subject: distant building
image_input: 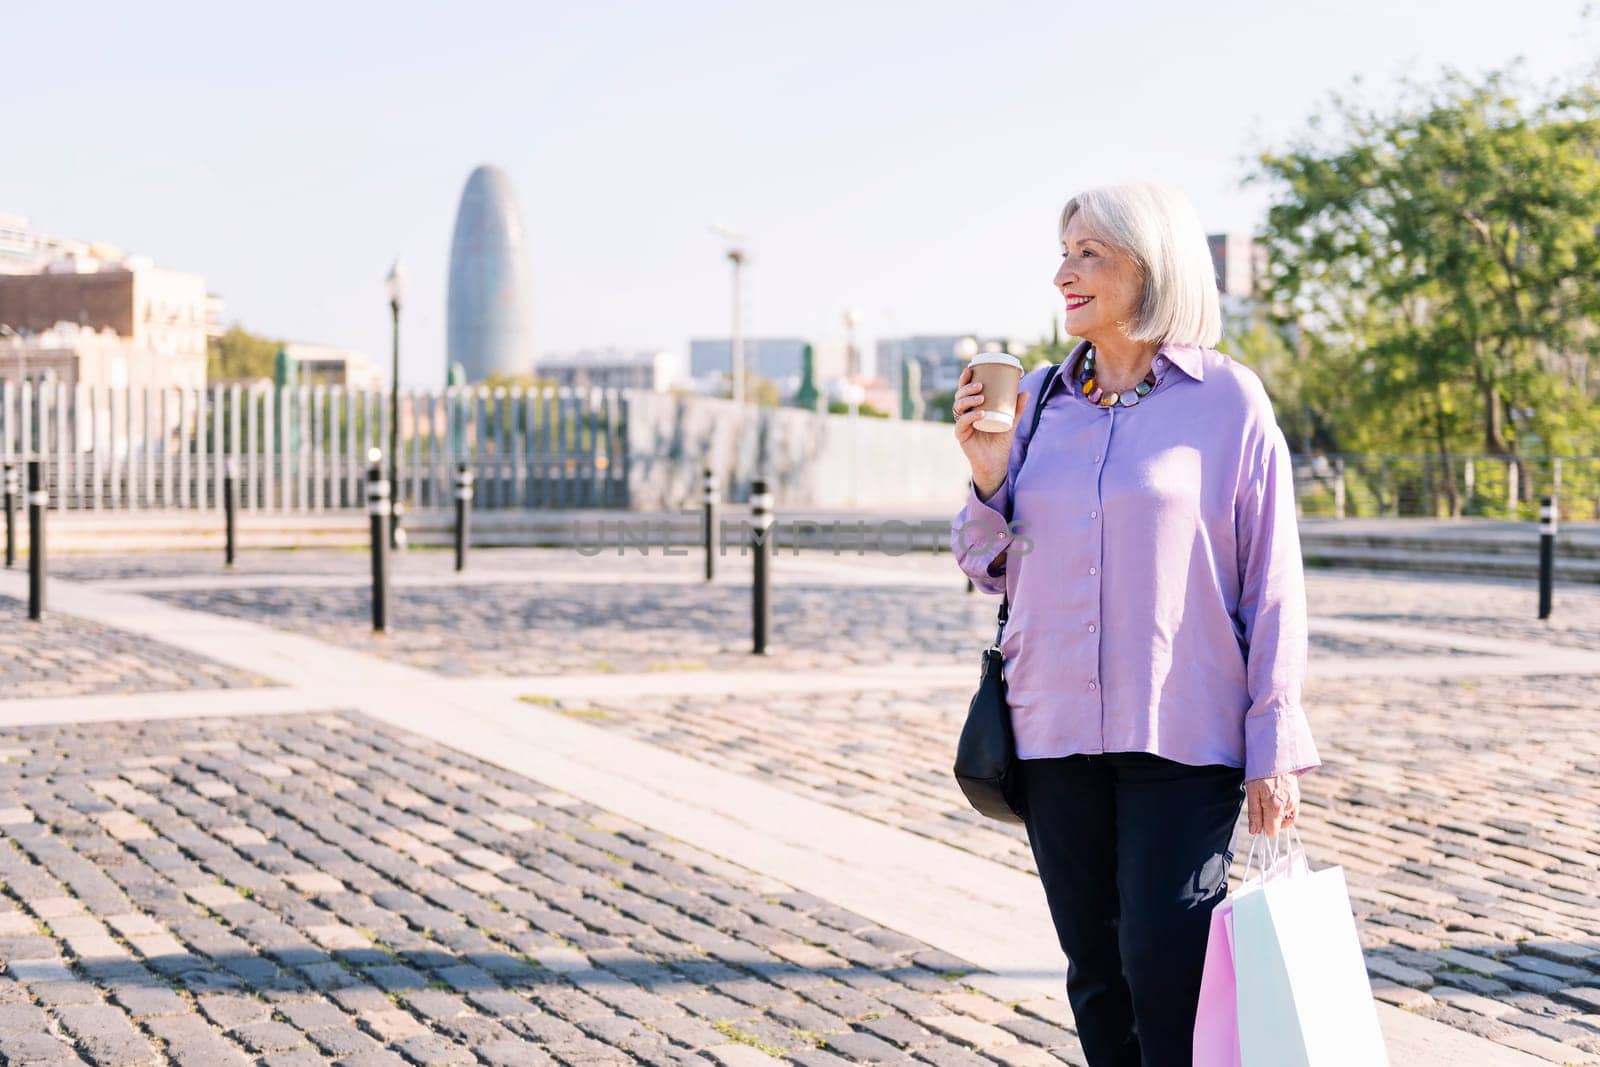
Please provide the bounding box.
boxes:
[882,335,1014,395]
[0,254,208,389]
[204,294,228,340]
[690,337,812,382]
[1207,232,1267,299]
[447,165,534,383]
[537,348,688,393]
[0,213,98,275]
[280,342,384,390]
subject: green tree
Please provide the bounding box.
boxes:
[1250,64,1600,512]
[1021,319,1079,370]
[207,324,280,382]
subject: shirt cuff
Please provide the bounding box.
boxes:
[1243,705,1321,781]
[950,481,1012,591]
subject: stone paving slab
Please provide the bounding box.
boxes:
[0,596,273,700]
[0,712,1090,1066]
[539,673,1600,1061]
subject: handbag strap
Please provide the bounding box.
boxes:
[993,361,1062,646]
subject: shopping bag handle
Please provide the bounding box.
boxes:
[1242,826,1308,886]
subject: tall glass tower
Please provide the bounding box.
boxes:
[446,164,533,383]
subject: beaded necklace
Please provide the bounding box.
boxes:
[1075,345,1159,408]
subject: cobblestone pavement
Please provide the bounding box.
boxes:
[0,712,1089,1066]
[140,580,1478,680]
[546,673,1600,1062]
[47,548,782,584]
[0,596,272,700]
[48,551,380,583]
[15,554,1600,1061]
[1304,570,1600,653]
[144,582,1007,676]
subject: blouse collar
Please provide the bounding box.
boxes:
[1053,338,1206,399]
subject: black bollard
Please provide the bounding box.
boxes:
[751,478,772,654]
[27,460,45,620]
[367,451,390,633]
[703,466,718,582]
[223,458,238,568]
[3,462,16,569]
[454,461,474,573]
[1538,494,1556,621]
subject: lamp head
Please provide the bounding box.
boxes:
[385,259,406,310]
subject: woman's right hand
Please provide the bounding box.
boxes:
[953,365,1029,499]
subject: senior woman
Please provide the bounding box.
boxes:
[949,182,1320,1067]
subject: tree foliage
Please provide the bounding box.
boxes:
[1249,65,1600,484]
[207,324,280,383]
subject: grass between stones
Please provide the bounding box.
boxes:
[712,1019,786,1056]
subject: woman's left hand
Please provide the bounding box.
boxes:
[1245,773,1299,836]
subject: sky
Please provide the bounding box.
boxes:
[5,1,1596,387]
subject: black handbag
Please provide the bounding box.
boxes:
[953,361,1061,823]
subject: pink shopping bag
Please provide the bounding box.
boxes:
[1193,896,1241,1067]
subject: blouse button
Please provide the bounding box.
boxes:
[1087,681,1098,692]
[1089,510,1097,519]
[1087,624,1097,634]
[1088,566,1097,576]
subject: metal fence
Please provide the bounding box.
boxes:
[3,379,1595,521]
[1293,454,1600,521]
[0,381,629,511]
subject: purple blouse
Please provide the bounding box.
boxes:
[950,339,1320,781]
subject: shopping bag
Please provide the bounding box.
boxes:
[1232,835,1388,1066]
[1192,896,1240,1067]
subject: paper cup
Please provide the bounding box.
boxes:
[970,353,1024,432]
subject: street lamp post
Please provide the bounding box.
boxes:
[845,381,866,507]
[843,308,863,417]
[710,225,747,405]
[385,260,405,549]
[729,247,746,405]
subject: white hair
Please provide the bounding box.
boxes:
[1059,182,1222,348]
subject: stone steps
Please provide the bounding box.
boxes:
[1300,542,1600,583]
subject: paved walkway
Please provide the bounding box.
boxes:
[4,549,1595,1065]
[1,712,1072,1067]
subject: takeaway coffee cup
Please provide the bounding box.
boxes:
[969,352,1025,432]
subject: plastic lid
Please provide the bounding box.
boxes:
[968,352,1023,371]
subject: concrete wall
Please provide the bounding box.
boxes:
[622,390,972,511]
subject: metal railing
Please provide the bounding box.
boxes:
[0,380,629,512]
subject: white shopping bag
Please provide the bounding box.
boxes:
[1231,832,1388,1067]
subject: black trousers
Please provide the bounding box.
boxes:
[1018,752,1244,1067]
